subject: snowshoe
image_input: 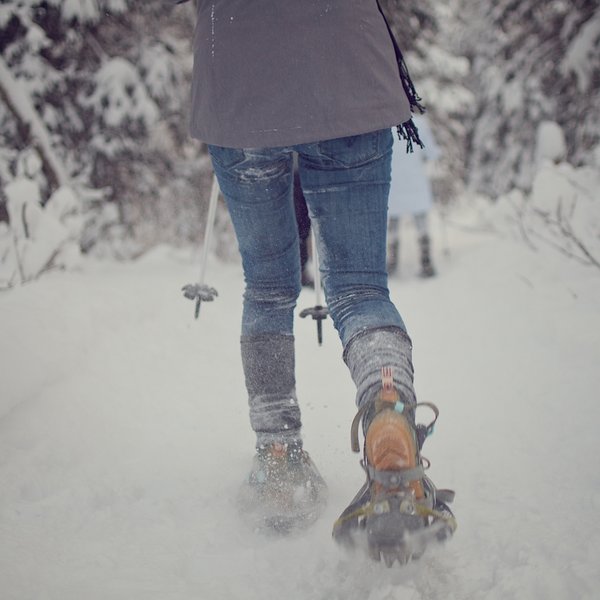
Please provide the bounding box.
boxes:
[238,441,327,534]
[332,367,456,566]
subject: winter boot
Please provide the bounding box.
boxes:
[238,335,327,532]
[332,368,456,565]
[333,363,456,566]
[419,234,436,278]
[239,441,327,533]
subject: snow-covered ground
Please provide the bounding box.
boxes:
[1,203,599,600]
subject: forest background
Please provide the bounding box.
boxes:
[1,0,599,286]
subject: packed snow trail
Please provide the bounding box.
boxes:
[1,212,599,600]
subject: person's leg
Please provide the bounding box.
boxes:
[413,211,428,238]
[414,211,435,277]
[296,129,416,413]
[208,145,303,448]
[297,131,454,558]
[209,146,327,529]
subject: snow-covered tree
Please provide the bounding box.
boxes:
[381,0,473,204]
[0,0,211,274]
[461,0,600,197]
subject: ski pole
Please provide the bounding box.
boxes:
[182,174,220,318]
[300,229,329,345]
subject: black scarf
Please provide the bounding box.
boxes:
[376,0,425,152]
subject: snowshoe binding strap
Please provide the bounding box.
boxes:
[366,464,425,488]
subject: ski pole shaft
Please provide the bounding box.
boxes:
[311,229,323,305]
[198,175,220,286]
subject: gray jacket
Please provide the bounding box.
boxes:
[188,0,412,148]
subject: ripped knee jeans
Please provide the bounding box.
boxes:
[208,128,405,347]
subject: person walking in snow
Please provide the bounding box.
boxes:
[388,115,440,278]
[179,0,455,564]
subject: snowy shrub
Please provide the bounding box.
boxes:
[1,177,83,286]
[42,0,128,23]
[526,162,600,268]
[83,57,161,158]
[501,160,600,270]
[0,218,18,288]
[560,10,600,93]
[140,41,185,110]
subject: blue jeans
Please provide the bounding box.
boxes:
[208,128,406,348]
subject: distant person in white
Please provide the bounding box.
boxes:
[388,115,439,278]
